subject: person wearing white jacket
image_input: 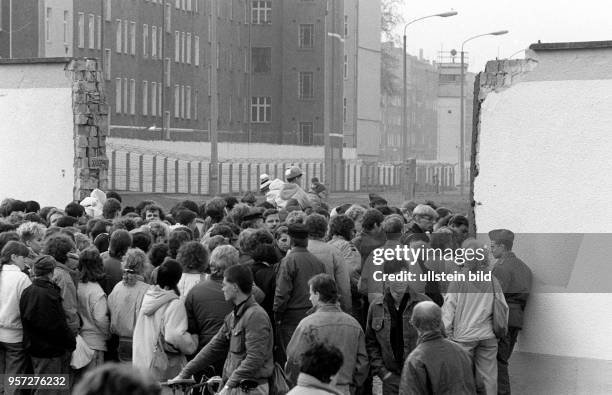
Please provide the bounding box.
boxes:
[0,241,32,395]
[442,239,507,395]
[133,259,197,382]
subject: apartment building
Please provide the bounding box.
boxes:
[0,0,346,146]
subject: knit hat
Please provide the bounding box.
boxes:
[33,255,56,276]
[285,167,303,181]
[260,174,271,191]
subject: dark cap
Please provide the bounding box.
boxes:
[488,229,514,245]
[33,255,56,276]
[288,223,309,240]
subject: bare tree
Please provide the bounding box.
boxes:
[381,0,404,96]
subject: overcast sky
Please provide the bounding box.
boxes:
[398,0,612,72]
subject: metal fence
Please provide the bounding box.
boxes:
[108,148,455,195]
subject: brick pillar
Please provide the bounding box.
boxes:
[69,59,109,201]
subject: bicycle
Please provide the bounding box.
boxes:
[162,376,260,395]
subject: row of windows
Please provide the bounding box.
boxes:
[174,31,200,65]
[115,77,199,121]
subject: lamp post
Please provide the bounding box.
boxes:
[401,11,457,199]
[459,30,508,196]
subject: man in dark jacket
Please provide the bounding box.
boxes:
[402,204,438,242]
[273,223,327,357]
[173,265,274,394]
[19,255,77,385]
[400,301,475,395]
[490,229,532,395]
[366,262,431,395]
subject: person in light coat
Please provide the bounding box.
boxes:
[0,241,32,395]
[108,248,151,363]
[442,239,507,395]
[76,248,110,373]
[133,259,197,382]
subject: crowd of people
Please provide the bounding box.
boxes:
[0,166,532,395]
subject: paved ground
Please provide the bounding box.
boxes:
[120,189,470,214]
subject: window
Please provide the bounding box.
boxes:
[299,122,314,145]
[181,32,186,63]
[208,68,211,95]
[115,78,122,113]
[343,97,347,122]
[88,14,95,49]
[194,36,200,66]
[299,24,313,48]
[123,78,128,113]
[228,95,232,122]
[175,31,180,62]
[115,19,122,53]
[344,54,348,79]
[251,97,271,123]
[130,22,136,55]
[123,20,128,54]
[244,49,248,72]
[195,0,199,13]
[174,85,180,117]
[186,86,191,119]
[186,33,191,64]
[175,0,180,9]
[187,0,192,12]
[143,81,148,115]
[63,11,69,44]
[251,1,271,24]
[216,42,220,69]
[151,82,157,116]
[152,26,157,58]
[105,0,111,21]
[181,0,186,11]
[244,1,248,24]
[158,26,163,59]
[252,47,271,73]
[130,79,136,115]
[165,58,171,86]
[181,85,185,118]
[143,24,149,57]
[104,49,111,80]
[78,13,85,48]
[208,16,212,42]
[194,90,198,120]
[165,3,171,32]
[158,81,163,115]
[344,15,348,37]
[299,72,313,99]
[46,8,52,42]
[97,16,101,49]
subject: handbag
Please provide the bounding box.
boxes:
[268,362,291,395]
[491,277,509,338]
[71,334,95,369]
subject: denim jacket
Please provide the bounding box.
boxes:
[365,289,430,377]
[286,303,368,390]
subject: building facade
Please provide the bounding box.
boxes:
[380,43,438,162]
[0,0,346,147]
[436,51,475,181]
[343,0,381,160]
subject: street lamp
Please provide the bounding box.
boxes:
[401,11,457,199]
[459,30,508,196]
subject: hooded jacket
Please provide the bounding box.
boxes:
[52,262,79,336]
[266,178,285,207]
[278,182,312,210]
[133,286,197,381]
